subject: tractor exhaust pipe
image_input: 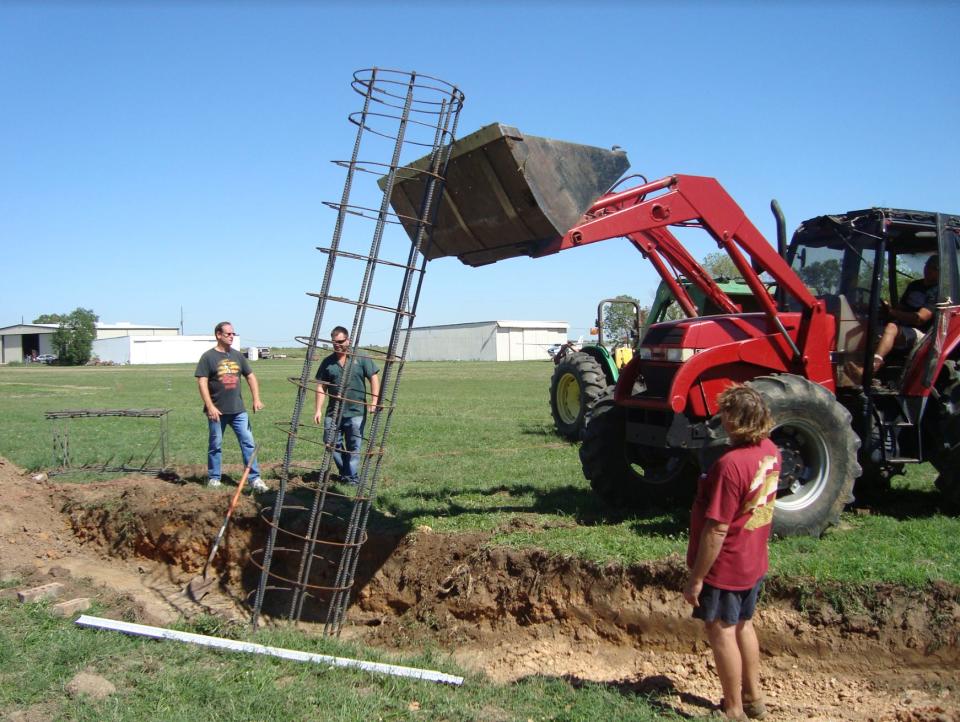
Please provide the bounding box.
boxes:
[771,199,788,309]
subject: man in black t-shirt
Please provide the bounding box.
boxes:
[195,321,267,492]
[873,254,939,370]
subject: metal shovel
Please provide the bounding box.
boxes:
[186,443,260,602]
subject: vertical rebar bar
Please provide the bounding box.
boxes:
[251,68,463,633]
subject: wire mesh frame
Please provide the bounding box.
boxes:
[251,68,464,633]
[45,408,171,476]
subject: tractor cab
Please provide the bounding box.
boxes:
[788,209,960,393]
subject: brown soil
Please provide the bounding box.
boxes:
[0,456,957,722]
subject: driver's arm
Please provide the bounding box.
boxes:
[888,306,933,328]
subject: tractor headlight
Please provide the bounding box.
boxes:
[665,347,695,362]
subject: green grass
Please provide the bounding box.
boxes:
[1,359,958,719]
[1,359,958,590]
[0,599,682,722]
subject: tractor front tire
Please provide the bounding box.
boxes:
[747,375,861,537]
[550,353,608,441]
[580,391,697,507]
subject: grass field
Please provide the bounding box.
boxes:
[2,358,957,587]
[1,359,958,720]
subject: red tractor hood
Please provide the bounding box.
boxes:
[617,312,834,417]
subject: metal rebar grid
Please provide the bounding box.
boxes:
[251,68,463,633]
[44,408,171,476]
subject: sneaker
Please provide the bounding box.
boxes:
[207,478,222,488]
[342,477,359,487]
[249,478,269,494]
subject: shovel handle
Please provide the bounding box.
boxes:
[201,442,260,577]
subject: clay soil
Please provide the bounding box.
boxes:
[1,456,958,722]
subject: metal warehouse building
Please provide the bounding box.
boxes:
[401,320,568,361]
[0,322,220,365]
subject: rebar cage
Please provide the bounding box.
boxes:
[251,68,464,634]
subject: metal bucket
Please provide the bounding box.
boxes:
[386,123,629,267]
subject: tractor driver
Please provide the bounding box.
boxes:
[872,254,939,371]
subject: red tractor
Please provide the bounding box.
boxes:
[389,124,960,537]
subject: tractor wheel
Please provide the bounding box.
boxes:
[931,360,960,511]
[580,390,697,507]
[550,353,609,441]
[747,375,861,537]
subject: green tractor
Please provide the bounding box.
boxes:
[550,278,764,440]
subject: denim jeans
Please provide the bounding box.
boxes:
[323,414,364,482]
[207,411,260,481]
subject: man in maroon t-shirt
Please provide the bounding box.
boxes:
[684,384,781,721]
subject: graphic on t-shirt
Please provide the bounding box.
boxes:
[216,360,241,390]
[742,454,779,530]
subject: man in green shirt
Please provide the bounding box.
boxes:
[313,326,380,485]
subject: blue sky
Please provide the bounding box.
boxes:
[2,1,957,348]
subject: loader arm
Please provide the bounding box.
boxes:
[536,174,830,376]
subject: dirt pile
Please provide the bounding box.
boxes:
[0,457,958,721]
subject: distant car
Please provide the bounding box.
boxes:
[257,346,272,359]
[547,344,563,358]
[34,354,57,364]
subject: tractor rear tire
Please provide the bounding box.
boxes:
[580,390,697,507]
[550,353,608,441]
[931,360,960,511]
[747,375,861,537]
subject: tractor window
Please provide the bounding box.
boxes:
[892,253,935,304]
[792,245,843,296]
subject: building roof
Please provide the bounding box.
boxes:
[0,322,178,335]
[410,320,568,332]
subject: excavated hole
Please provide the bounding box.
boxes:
[3,465,959,722]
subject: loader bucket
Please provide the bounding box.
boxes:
[385,123,629,267]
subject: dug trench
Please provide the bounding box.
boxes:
[1,458,957,722]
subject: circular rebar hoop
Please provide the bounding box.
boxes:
[251,67,463,634]
[351,68,465,114]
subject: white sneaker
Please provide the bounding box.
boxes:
[249,478,269,494]
[207,478,222,488]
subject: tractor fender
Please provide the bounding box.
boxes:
[902,310,960,396]
[579,344,619,386]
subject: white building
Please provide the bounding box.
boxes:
[0,322,224,365]
[92,334,224,365]
[401,320,567,361]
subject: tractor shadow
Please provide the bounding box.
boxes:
[850,483,949,521]
[381,480,690,531]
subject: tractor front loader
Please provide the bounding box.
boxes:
[388,124,960,537]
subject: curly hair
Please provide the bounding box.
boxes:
[717,384,773,445]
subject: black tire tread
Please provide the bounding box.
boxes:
[748,374,861,537]
[550,352,609,441]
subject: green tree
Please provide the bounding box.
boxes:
[799,259,841,295]
[601,295,643,344]
[32,313,64,324]
[701,251,740,279]
[52,308,99,365]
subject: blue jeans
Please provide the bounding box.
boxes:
[207,412,260,481]
[323,414,364,482]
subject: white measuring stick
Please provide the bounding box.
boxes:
[75,615,464,686]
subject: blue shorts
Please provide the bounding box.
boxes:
[693,577,764,625]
